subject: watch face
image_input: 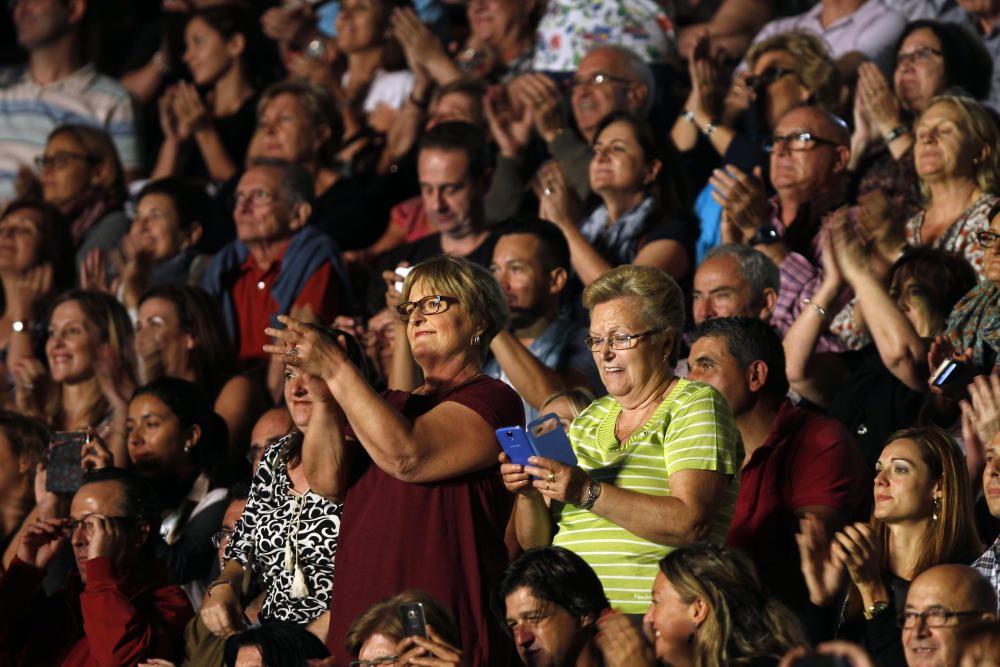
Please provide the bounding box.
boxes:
[11,320,24,333]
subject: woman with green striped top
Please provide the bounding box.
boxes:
[500,264,743,614]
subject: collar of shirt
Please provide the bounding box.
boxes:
[239,240,291,281]
[21,62,99,95]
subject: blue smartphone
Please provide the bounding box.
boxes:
[495,413,578,469]
[496,426,535,467]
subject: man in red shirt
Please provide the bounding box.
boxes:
[202,158,347,368]
[688,316,868,624]
[0,468,193,666]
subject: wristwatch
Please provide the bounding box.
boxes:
[11,320,28,334]
[577,480,602,511]
[864,600,889,620]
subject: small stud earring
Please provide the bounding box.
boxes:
[471,334,481,346]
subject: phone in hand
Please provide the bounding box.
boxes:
[496,413,578,471]
[399,602,428,639]
[930,358,965,388]
[46,431,90,494]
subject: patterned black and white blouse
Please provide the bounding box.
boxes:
[225,433,341,624]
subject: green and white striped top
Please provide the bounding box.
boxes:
[551,378,742,613]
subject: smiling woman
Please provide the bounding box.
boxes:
[502,264,741,614]
[265,255,521,666]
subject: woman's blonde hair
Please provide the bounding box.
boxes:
[47,125,127,207]
[872,426,982,579]
[915,94,1000,202]
[402,255,509,360]
[582,265,684,365]
[745,30,842,114]
[659,543,807,667]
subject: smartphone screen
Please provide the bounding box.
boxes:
[46,431,89,494]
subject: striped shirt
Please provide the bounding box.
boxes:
[552,378,742,612]
[0,64,140,201]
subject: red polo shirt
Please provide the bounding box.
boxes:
[231,245,338,362]
[727,399,868,609]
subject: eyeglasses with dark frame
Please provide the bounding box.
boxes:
[34,151,97,171]
[896,46,943,68]
[976,230,1000,248]
[898,608,985,629]
[568,71,633,91]
[585,328,665,352]
[763,132,841,153]
[744,67,796,90]
[395,295,460,322]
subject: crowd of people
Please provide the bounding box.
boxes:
[2,0,1000,666]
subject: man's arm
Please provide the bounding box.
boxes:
[490,330,575,410]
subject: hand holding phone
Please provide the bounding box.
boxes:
[399,602,428,639]
[46,431,90,494]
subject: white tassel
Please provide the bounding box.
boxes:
[291,563,309,599]
[284,538,294,572]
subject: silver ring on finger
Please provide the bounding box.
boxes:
[544,187,553,196]
[546,472,556,482]
[286,347,299,357]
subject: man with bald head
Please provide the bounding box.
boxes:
[710,104,852,347]
[692,244,780,326]
[903,564,997,667]
[248,407,294,474]
[487,44,655,222]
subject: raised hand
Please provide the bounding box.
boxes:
[5,262,53,320]
[856,62,903,137]
[158,87,179,142]
[171,81,210,140]
[829,206,870,283]
[484,84,534,158]
[830,522,882,590]
[509,73,567,144]
[523,455,593,507]
[264,316,351,384]
[710,165,769,240]
[86,514,135,560]
[201,581,244,638]
[499,452,542,498]
[11,356,48,415]
[795,513,846,606]
[596,609,657,667]
[79,248,111,294]
[960,374,1000,446]
[395,624,464,666]
[17,518,70,570]
[687,30,724,120]
[536,160,582,228]
[81,434,114,472]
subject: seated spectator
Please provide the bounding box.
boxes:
[902,564,997,667]
[904,94,1000,279]
[201,158,349,370]
[644,543,807,667]
[223,621,330,667]
[0,468,193,666]
[0,0,139,201]
[939,202,1000,377]
[36,125,130,268]
[201,327,359,640]
[972,432,1000,613]
[493,546,610,667]
[940,0,1000,110]
[12,289,134,463]
[538,387,596,432]
[687,316,868,618]
[345,590,463,667]
[487,219,601,421]
[247,407,294,475]
[746,0,906,75]
[691,244,780,325]
[152,5,278,185]
[785,221,977,466]
[83,377,229,605]
[367,122,500,315]
[539,111,695,285]
[849,21,993,227]
[176,482,252,667]
[0,411,48,565]
[135,285,270,464]
[119,179,214,311]
[710,105,851,347]
[270,256,522,666]
[334,0,415,136]
[502,265,741,615]
[798,427,983,666]
[0,200,74,394]
[486,44,656,222]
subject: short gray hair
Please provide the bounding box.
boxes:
[590,45,656,117]
[704,244,780,304]
[248,157,314,206]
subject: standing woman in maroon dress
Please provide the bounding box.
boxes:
[266,255,523,667]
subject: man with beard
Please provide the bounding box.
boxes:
[487,219,602,422]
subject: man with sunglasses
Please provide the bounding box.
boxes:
[0,467,193,666]
[902,564,996,667]
[710,105,852,349]
[746,0,906,76]
[0,0,140,202]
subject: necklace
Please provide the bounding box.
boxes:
[614,377,677,443]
